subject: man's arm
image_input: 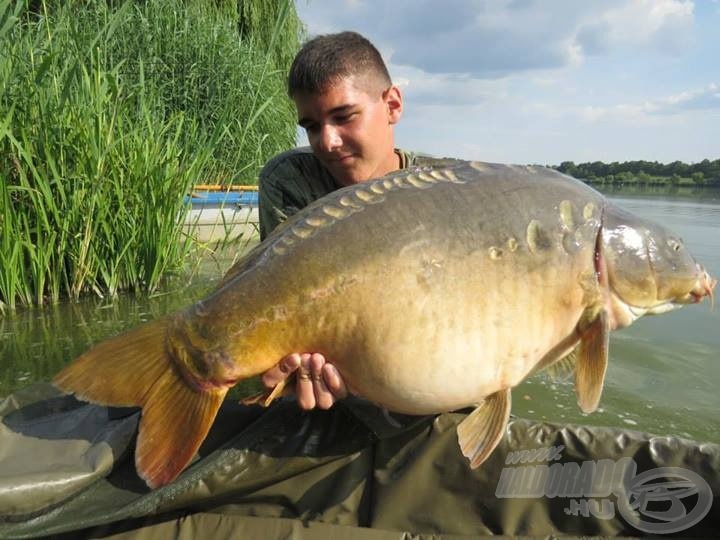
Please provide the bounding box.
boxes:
[258,147,335,240]
[257,152,348,408]
[258,170,289,241]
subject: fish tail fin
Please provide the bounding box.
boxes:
[54,317,174,407]
[136,369,226,488]
[53,317,226,488]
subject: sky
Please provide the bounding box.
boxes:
[293,0,720,166]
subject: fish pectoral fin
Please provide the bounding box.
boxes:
[575,309,610,414]
[239,374,293,407]
[136,370,226,489]
[457,388,511,468]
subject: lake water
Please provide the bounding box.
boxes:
[2,185,719,443]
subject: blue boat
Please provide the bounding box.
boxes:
[184,190,259,207]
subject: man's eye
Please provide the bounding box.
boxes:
[336,112,357,123]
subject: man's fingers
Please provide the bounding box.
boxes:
[261,353,301,388]
[310,353,334,410]
[296,353,316,410]
[322,363,348,400]
[261,352,347,410]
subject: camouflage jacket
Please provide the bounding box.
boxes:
[258,146,457,239]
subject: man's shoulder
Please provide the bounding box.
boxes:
[260,146,322,181]
[259,147,339,212]
[402,149,465,169]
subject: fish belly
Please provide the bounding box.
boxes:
[210,162,604,412]
[321,251,590,414]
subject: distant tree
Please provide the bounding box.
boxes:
[558,161,577,176]
[696,159,712,177]
[668,160,688,176]
[589,161,606,177]
[616,171,633,184]
[637,171,652,184]
[691,172,705,185]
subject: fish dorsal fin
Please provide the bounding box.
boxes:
[457,388,511,468]
[542,348,578,382]
[575,309,610,413]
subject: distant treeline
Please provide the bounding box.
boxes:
[553,160,720,186]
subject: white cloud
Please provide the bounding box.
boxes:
[295,0,696,78]
[575,0,694,55]
[658,83,720,112]
[574,83,720,122]
[392,65,506,106]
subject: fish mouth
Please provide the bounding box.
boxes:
[689,268,716,308]
[654,268,716,310]
[615,268,716,318]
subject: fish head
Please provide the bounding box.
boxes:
[601,206,715,323]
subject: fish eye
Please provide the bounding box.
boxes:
[667,239,682,252]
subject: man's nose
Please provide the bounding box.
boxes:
[317,125,342,152]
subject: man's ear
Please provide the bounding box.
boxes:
[383,85,403,124]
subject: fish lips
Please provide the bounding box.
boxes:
[643,268,716,312]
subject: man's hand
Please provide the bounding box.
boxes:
[261,353,348,410]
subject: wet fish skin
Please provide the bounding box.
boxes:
[601,204,715,321]
[54,161,715,488]
[178,163,603,403]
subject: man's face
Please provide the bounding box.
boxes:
[294,76,403,187]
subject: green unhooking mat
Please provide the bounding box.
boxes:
[0,383,717,538]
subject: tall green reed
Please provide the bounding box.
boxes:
[0,0,300,311]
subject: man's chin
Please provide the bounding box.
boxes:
[328,165,368,187]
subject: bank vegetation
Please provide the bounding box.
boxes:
[0,0,301,311]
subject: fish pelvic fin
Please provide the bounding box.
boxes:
[53,316,227,488]
[541,348,578,382]
[457,388,511,468]
[575,309,610,413]
[239,372,294,407]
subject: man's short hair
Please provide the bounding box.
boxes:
[288,31,392,97]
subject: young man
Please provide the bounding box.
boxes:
[258,31,450,411]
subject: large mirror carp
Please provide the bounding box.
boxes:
[55,161,716,488]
